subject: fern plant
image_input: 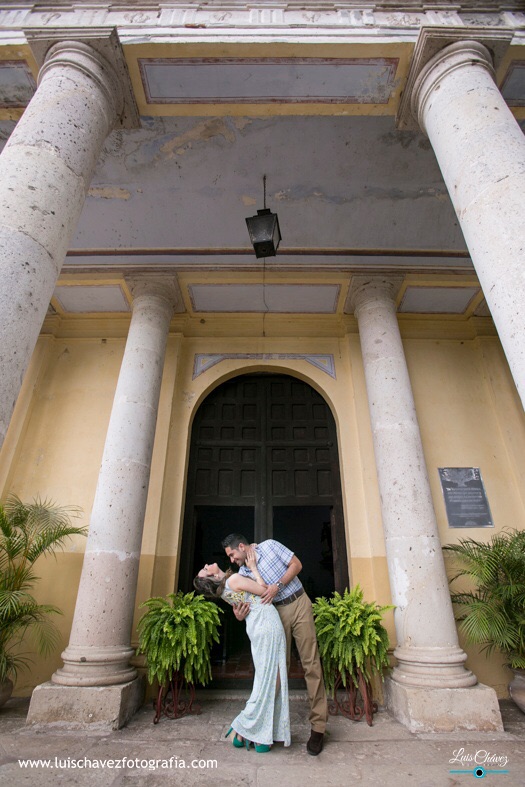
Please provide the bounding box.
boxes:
[0,495,86,685]
[443,529,525,669]
[313,585,392,696]
[136,591,223,688]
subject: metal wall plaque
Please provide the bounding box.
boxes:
[438,468,494,529]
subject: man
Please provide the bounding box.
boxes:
[221,533,327,756]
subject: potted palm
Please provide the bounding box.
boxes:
[136,590,222,723]
[443,528,525,713]
[313,585,393,725]
[0,495,86,706]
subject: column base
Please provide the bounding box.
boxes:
[392,645,477,688]
[26,676,145,730]
[384,676,503,733]
[52,644,137,686]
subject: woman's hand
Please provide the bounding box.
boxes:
[245,547,266,588]
[246,547,258,571]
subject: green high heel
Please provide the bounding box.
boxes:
[225,727,245,748]
[254,743,271,753]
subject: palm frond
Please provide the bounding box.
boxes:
[443,528,525,669]
[0,494,85,682]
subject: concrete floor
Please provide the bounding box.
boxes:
[0,692,524,786]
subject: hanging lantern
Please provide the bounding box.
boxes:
[245,175,282,258]
[245,208,282,258]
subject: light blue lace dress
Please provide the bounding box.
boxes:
[222,580,291,747]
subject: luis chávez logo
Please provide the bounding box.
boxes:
[449,748,510,779]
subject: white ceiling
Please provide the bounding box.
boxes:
[54,285,130,313]
[188,283,341,312]
[64,115,467,258]
[50,280,486,316]
[398,286,479,314]
[37,111,500,316]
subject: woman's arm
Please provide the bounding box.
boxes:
[245,547,266,587]
[228,572,267,596]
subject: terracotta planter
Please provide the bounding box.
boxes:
[509,668,525,714]
[0,678,13,708]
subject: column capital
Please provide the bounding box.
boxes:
[345,275,403,316]
[25,27,139,129]
[125,275,186,314]
[396,26,513,132]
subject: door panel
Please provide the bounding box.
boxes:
[273,505,335,600]
[192,506,255,667]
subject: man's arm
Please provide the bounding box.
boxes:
[261,554,302,604]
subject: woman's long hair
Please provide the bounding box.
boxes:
[193,568,232,599]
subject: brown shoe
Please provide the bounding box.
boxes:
[306,730,324,756]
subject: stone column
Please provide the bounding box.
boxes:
[348,277,502,732]
[27,278,178,728]
[409,39,525,409]
[0,40,123,450]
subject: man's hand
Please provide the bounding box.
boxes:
[261,584,279,604]
[232,602,250,621]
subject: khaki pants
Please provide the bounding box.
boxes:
[276,592,328,733]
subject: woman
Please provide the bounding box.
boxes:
[193,548,290,752]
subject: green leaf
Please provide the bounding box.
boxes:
[443,529,525,666]
[0,495,86,682]
[136,590,223,688]
[312,585,393,695]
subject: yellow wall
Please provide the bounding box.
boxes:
[404,332,525,695]
[1,318,524,697]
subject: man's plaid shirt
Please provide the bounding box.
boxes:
[239,539,303,602]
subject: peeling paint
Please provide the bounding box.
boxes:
[233,118,253,131]
[160,118,236,158]
[274,185,352,204]
[88,186,131,200]
[379,130,432,152]
[242,195,257,206]
[275,183,445,205]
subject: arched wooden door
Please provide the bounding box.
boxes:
[179,373,349,681]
